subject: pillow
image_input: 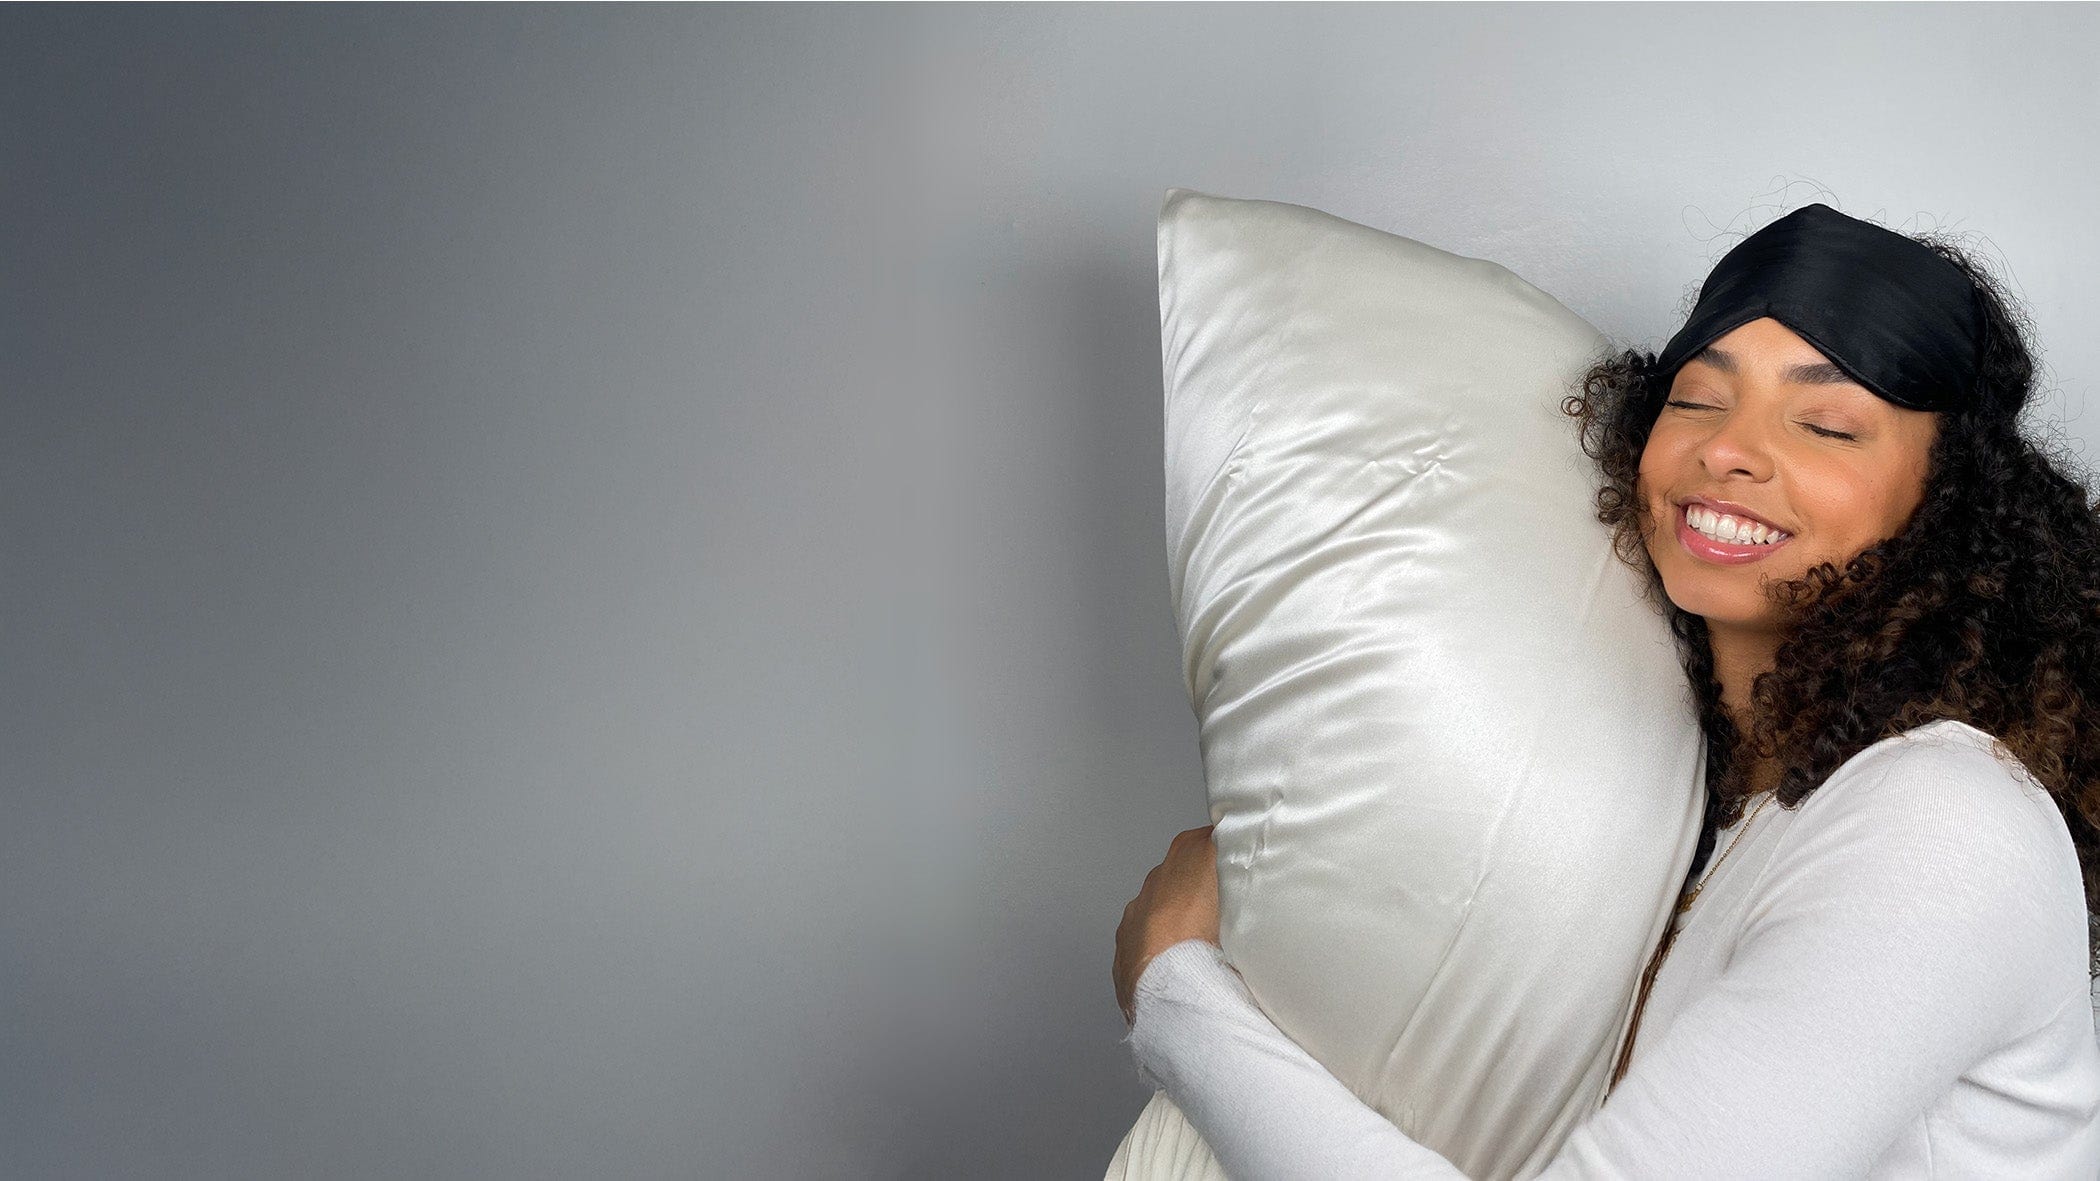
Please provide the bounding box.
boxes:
[1108,190,1705,1181]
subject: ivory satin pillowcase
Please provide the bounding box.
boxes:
[1107,191,1705,1181]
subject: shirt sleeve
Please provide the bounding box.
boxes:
[1125,937,1471,1179]
[1123,738,2082,1180]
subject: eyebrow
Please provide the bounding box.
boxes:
[1691,344,1860,387]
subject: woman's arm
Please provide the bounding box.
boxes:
[1122,740,2087,1179]
[1126,937,1470,1179]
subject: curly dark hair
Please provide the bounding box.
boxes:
[1569,224,2100,1084]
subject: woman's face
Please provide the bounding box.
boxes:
[1637,316,1940,635]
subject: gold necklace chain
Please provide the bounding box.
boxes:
[1676,791,1775,915]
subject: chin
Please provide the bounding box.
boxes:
[1657,571,1784,631]
[1642,524,1793,630]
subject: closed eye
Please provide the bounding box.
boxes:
[1667,400,1857,441]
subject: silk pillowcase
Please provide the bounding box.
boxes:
[1107,191,1705,1181]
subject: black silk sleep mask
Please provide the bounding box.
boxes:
[1652,202,1989,415]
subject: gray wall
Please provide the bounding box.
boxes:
[6,5,2096,1177]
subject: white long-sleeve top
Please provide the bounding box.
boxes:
[1124,719,2100,1179]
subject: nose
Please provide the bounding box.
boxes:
[1697,406,1776,482]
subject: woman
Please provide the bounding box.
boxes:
[1112,203,2100,1178]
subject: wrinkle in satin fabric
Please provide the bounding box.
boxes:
[1111,191,1705,1181]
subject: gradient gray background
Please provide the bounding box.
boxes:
[6,5,2098,1178]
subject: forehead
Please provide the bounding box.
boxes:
[1683,318,1872,394]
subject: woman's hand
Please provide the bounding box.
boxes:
[1114,824,1221,1026]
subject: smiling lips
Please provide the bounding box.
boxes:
[1674,502,1795,565]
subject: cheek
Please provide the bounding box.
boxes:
[1636,429,1683,491]
[1791,474,1896,554]
[1637,431,1696,510]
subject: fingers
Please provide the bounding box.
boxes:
[1168,825,1216,862]
[1172,823,1215,848]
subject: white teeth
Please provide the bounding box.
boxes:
[1687,504,1788,546]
